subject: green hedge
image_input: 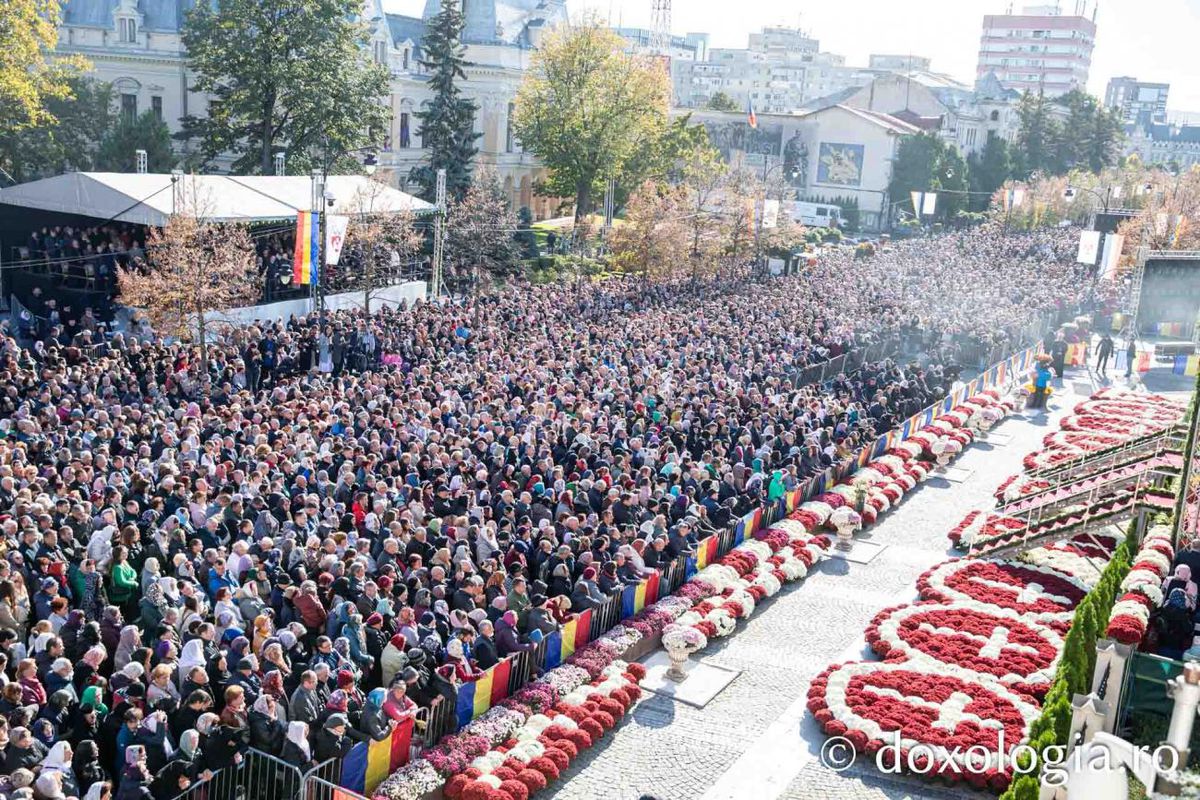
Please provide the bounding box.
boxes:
[1000,522,1138,800]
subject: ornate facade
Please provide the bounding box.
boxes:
[54,0,566,218]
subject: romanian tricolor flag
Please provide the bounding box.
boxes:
[340,717,413,795]
[695,535,719,571]
[542,611,593,671]
[292,211,319,286]
[620,573,661,619]
[454,659,513,728]
[747,99,758,129]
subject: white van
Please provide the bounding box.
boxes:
[791,201,844,227]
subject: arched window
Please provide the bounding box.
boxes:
[118,18,137,42]
[990,110,1000,122]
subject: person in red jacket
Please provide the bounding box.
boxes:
[291,582,327,638]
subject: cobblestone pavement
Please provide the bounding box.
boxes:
[545,374,1089,800]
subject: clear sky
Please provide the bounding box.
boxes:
[382,0,1200,113]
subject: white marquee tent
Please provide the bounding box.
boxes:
[0,172,434,227]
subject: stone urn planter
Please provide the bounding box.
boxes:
[661,625,708,683]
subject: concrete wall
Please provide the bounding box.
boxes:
[213,281,427,327]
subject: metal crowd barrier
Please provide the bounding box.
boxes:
[167,749,305,800]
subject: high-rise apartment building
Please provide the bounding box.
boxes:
[1105,76,1169,130]
[976,3,1096,97]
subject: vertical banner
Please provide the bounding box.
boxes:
[1076,230,1101,264]
[1100,233,1125,280]
[325,214,351,266]
[573,609,592,650]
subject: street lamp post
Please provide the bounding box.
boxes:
[310,139,380,322]
[753,159,799,276]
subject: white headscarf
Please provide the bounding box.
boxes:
[40,742,72,773]
[286,721,311,761]
[178,640,206,675]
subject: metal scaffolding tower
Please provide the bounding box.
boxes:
[650,0,671,55]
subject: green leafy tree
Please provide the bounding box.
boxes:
[967,136,1012,211]
[705,91,739,112]
[1014,89,1061,178]
[410,0,479,201]
[0,0,89,134]
[513,17,670,223]
[96,110,175,172]
[515,207,540,260]
[0,76,113,182]
[887,132,968,219]
[180,0,389,174]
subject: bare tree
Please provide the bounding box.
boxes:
[445,167,520,292]
[117,187,256,375]
[607,180,689,281]
[344,179,423,313]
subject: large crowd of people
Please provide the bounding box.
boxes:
[0,223,1100,800]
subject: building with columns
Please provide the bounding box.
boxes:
[54,0,567,218]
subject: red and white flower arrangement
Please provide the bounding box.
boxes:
[806,660,1041,792]
[916,559,1089,631]
[948,510,1027,550]
[1105,525,1174,645]
[865,601,1063,698]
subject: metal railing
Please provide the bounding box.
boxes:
[167,748,305,800]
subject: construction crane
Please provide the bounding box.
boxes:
[650,0,671,55]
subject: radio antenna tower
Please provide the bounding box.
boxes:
[650,0,671,55]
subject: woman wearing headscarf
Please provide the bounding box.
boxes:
[176,641,206,688]
[39,742,78,798]
[71,740,106,792]
[339,613,373,673]
[260,670,288,720]
[59,611,86,661]
[248,693,284,755]
[150,730,205,800]
[280,721,313,770]
[114,626,141,673]
[358,689,392,741]
[74,646,107,694]
[1163,564,1199,611]
[494,611,533,657]
[444,639,484,683]
[250,615,273,656]
[34,769,68,800]
[1155,587,1196,659]
[115,746,152,800]
[79,686,108,724]
[379,633,409,688]
[137,582,169,633]
[134,710,174,774]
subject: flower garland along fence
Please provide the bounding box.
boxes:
[1104,524,1174,645]
[373,387,1019,800]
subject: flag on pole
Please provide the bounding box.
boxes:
[292,211,319,285]
[747,100,758,130]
